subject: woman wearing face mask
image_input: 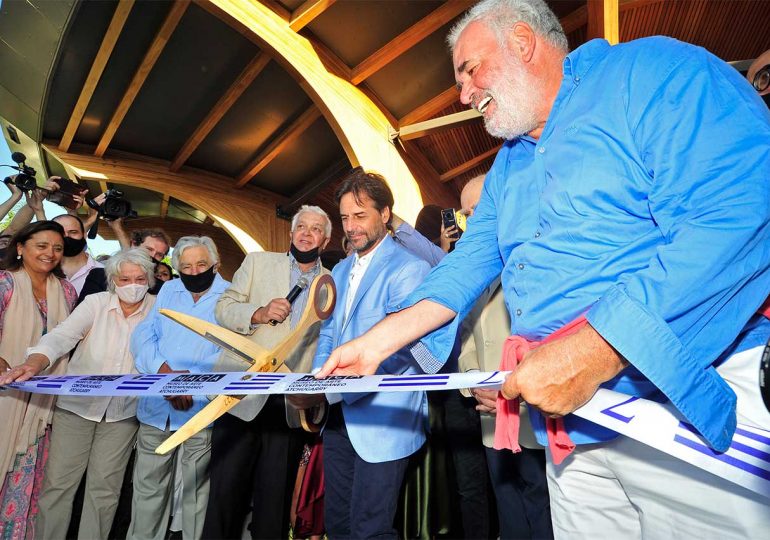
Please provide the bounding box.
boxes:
[0,248,156,540]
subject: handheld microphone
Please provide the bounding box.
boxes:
[268,277,309,326]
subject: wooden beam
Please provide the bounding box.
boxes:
[203,215,214,225]
[397,108,480,141]
[587,0,619,44]
[439,144,502,183]
[99,181,109,194]
[235,106,321,188]
[45,144,289,253]
[59,1,135,153]
[171,53,271,171]
[259,0,291,21]
[290,0,336,32]
[399,86,459,127]
[277,157,349,217]
[359,83,398,127]
[350,0,473,85]
[95,0,190,157]
[160,194,170,218]
[202,0,426,223]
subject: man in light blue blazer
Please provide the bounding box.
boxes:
[289,169,430,539]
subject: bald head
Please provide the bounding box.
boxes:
[461,175,485,217]
[748,49,770,96]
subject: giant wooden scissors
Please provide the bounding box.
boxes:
[154,273,335,455]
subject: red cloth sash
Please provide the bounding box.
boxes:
[494,316,589,464]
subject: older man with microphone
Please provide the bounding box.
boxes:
[201,205,332,540]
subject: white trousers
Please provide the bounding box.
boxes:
[547,345,770,539]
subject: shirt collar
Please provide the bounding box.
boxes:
[563,38,611,85]
[289,253,321,275]
[353,234,386,268]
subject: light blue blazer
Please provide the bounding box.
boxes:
[312,235,431,463]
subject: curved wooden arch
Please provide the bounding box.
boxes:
[45,145,290,253]
[201,0,426,224]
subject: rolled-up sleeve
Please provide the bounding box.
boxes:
[587,51,770,451]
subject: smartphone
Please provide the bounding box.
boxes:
[442,208,460,240]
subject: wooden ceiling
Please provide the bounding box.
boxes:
[3,0,770,256]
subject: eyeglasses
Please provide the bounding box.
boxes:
[753,64,770,92]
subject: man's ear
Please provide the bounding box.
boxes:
[506,22,537,63]
[381,206,391,226]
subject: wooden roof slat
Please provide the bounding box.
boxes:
[94,0,190,158]
[170,52,271,172]
[290,0,337,32]
[235,105,321,188]
[562,0,663,36]
[439,144,501,182]
[59,0,135,152]
[398,109,480,141]
[160,194,170,218]
[350,0,473,85]
[399,86,459,127]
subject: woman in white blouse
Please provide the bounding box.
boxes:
[1,247,156,539]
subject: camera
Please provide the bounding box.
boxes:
[87,189,138,220]
[3,152,38,191]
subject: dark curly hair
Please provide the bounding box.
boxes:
[334,167,394,227]
[0,220,66,278]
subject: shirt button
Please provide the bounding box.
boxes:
[484,340,491,347]
[534,231,541,238]
[538,147,545,154]
[516,309,522,316]
[517,263,525,270]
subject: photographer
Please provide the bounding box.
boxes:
[0,181,23,224]
[79,218,171,302]
[1,177,60,237]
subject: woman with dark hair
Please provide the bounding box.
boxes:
[0,221,78,539]
[154,260,174,282]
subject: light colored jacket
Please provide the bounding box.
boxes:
[312,235,431,463]
[214,251,328,422]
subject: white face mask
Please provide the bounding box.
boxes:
[115,283,149,304]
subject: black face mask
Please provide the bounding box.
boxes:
[148,280,164,296]
[63,236,87,257]
[179,265,216,293]
[290,243,319,264]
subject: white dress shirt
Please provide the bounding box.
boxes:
[66,253,103,295]
[27,291,155,422]
[343,236,386,322]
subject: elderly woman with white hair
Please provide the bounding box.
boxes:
[128,236,230,540]
[0,247,156,540]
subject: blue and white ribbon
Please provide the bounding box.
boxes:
[3,370,769,499]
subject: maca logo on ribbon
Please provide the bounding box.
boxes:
[171,374,226,383]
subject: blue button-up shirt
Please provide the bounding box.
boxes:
[131,273,231,430]
[403,37,770,452]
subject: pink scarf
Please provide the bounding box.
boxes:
[494,316,588,465]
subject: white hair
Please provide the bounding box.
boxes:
[171,236,219,271]
[447,0,568,54]
[104,247,156,293]
[291,205,332,238]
